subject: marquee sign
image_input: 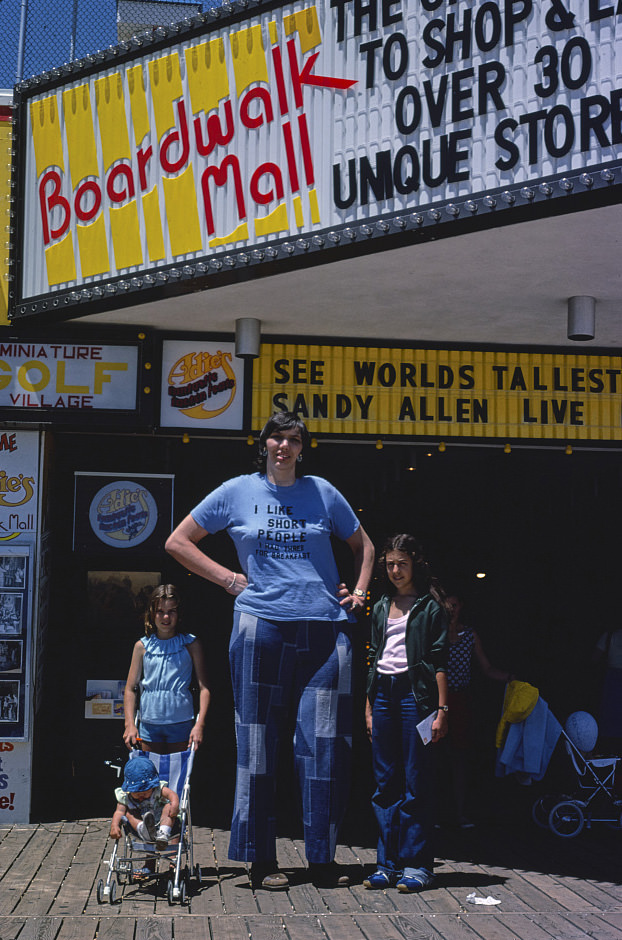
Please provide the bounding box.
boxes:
[9,0,622,322]
[253,342,622,443]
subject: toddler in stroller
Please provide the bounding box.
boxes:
[110,754,179,867]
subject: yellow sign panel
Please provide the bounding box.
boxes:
[0,112,11,327]
[253,345,622,442]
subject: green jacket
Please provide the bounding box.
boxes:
[367,592,448,718]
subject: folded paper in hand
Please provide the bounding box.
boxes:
[416,711,437,745]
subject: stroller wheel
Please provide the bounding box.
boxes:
[109,880,117,904]
[532,795,557,828]
[548,800,584,838]
[96,879,105,904]
[167,879,175,905]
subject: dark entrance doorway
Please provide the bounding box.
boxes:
[31,432,621,827]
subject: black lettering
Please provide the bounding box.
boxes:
[333,160,357,209]
[395,86,421,134]
[360,38,383,88]
[378,363,397,386]
[394,146,420,194]
[495,118,520,170]
[313,394,328,418]
[510,367,527,391]
[336,394,352,418]
[354,361,376,384]
[360,150,393,205]
[581,95,611,150]
[401,363,417,387]
[383,32,409,81]
[588,368,604,392]
[459,365,475,389]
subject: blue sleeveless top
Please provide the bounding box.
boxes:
[139,633,195,725]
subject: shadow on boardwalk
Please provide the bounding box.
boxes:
[0,810,621,940]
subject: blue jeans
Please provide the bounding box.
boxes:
[371,673,434,875]
[228,611,353,863]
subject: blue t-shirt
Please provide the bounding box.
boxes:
[191,473,360,621]
[139,633,195,724]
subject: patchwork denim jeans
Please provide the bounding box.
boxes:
[228,611,353,863]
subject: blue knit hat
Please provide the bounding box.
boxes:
[122,755,160,793]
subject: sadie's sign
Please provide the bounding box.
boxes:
[11,0,622,320]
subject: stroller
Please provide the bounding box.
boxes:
[98,746,200,904]
[531,710,622,838]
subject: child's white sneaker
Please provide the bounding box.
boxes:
[155,828,169,851]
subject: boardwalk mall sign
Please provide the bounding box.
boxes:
[11,0,622,321]
[253,343,622,443]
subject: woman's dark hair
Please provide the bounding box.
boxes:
[144,583,181,637]
[378,533,448,610]
[255,411,310,476]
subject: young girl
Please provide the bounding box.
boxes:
[364,533,449,893]
[123,584,210,753]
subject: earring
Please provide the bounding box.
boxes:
[297,454,303,463]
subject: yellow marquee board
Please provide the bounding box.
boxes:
[253,345,622,442]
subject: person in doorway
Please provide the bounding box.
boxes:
[165,411,375,890]
[123,584,211,754]
[110,754,180,865]
[441,592,512,828]
[364,533,448,893]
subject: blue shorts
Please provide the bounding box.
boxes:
[139,719,194,744]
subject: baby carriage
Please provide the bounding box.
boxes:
[531,710,622,838]
[98,746,200,904]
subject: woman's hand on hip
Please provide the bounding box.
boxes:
[337,582,366,613]
[226,572,248,596]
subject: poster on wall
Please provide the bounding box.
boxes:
[85,679,126,719]
[160,339,245,430]
[73,473,173,553]
[0,546,31,740]
[0,741,31,819]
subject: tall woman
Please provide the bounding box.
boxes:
[364,534,448,892]
[123,584,211,752]
[165,411,375,890]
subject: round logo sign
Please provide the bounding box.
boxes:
[89,480,158,548]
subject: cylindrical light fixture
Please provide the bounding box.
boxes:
[235,317,261,358]
[567,296,595,341]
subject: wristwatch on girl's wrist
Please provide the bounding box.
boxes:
[438,705,449,712]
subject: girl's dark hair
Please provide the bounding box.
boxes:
[145,584,181,637]
[255,411,310,476]
[378,533,448,610]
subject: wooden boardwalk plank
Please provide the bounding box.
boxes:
[0,828,64,915]
[173,914,212,939]
[9,916,60,940]
[353,912,425,940]
[54,916,99,939]
[321,912,370,940]
[135,915,173,940]
[564,913,622,940]
[285,913,332,940]
[211,827,259,915]
[0,916,27,940]
[50,823,111,916]
[96,916,136,940]
[12,826,87,917]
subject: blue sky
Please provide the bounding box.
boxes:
[0,0,213,89]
